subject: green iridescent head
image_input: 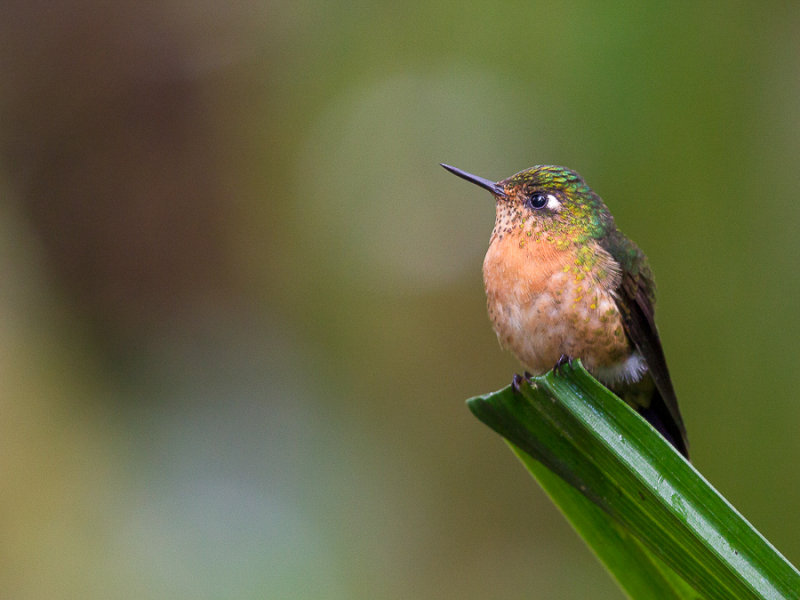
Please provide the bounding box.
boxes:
[501,165,592,197]
[441,163,614,241]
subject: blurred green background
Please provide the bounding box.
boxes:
[1,2,798,599]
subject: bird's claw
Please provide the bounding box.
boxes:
[511,373,524,394]
[553,354,574,376]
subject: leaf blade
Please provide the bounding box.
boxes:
[467,363,800,599]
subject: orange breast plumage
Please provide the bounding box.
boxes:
[482,231,637,380]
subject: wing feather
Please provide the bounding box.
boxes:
[601,229,689,456]
[618,266,689,455]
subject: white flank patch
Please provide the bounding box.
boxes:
[595,352,648,384]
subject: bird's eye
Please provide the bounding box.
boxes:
[528,192,548,210]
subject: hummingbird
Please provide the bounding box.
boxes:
[442,163,689,458]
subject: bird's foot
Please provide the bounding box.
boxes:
[512,371,537,394]
[511,373,524,394]
[553,354,574,376]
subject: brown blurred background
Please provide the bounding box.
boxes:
[1,2,799,598]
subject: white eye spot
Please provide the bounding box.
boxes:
[546,194,561,211]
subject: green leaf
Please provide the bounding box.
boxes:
[509,445,696,599]
[467,362,800,600]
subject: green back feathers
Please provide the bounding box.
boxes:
[601,228,655,304]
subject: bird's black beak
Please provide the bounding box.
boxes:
[440,164,507,199]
